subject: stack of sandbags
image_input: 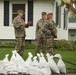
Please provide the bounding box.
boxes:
[0,50,66,75]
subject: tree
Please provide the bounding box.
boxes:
[60,0,76,14]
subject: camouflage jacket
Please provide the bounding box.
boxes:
[36,19,48,37]
[13,16,29,38]
[47,19,57,38]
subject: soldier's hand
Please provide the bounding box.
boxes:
[27,21,32,25]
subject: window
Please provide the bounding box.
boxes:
[9,1,33,26]
[12,4,25,20]
[28,1,33,26]
[71,34,75,37]
[4,1,9,26]
[56,2,61,27]
[64,8,68,29]
[56,2,58,26]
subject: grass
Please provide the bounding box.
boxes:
[55,50,76,73]
[0,48,76,73]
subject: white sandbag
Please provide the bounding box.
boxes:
[54,54,66,74]
[4,61,18,74]
[0,54,9,74]
[41,67,51,75]
[15,51,24,62]
[0,61,7,74]
[57,58,66,73]
[25,52,33,66]
[10,50,17,62]
[32,56,39,66]
[15,51,25,68]
[46,53,60,74]
[37,53,47,68]
[17,66,28,74]
[37,53,52,75]
[10,50,28,74]
[10,50,24,62]
[3,54,9,62]
[40,53,47,63]
[27,65,44,75]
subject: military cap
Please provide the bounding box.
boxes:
[17,9,24,14]
[42,12,47,15]
[47,13,53,16]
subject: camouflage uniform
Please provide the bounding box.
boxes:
[13,16,29,56]
[35,19,48,55]
[46,20,57,55]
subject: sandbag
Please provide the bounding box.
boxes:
[57,58,66,74]
[46,53,60,74]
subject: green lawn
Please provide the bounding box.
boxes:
[0,48,76,73]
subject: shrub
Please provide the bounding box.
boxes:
[0,40,75,51]
[54,40,73,51]
[25,42,36,49]
[0,42,36,49]
[69,14,76,23]
[71,41,76,50]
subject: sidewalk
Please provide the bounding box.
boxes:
[52,74,76,75]
[0,73,76,75]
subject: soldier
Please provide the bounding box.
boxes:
[13,9,31,56]
[35,12,47,55]
[46,13,57,55]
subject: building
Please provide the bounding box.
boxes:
[0,0,70,43]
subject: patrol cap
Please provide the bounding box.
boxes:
[47,13,53,16]
[17,9,24,14]
[42,12,47,15]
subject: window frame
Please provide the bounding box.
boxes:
[12,4,25,20]
[9,1,28,26]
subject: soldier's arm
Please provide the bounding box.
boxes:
[36,22,39,36]
[13,18,23,28]
[50,21,57,38]
[53,21,57,38]
[25,21,32,28]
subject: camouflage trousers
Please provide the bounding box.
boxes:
[46,36,55,55]
[15,37,25,56]
[35,36,46,55]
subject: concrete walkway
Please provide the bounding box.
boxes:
[0,73,76,75]
[52,73,76,75]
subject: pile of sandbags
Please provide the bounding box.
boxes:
[0,50,66,75]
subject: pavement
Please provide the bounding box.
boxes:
[0,73,76,75]
[52,74,76,75]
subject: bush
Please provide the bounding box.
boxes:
[69,14,76,23]
[0,42,36,49]
[25,42,36,49]
[54,40,73,51]
[0,42,16,47]
[71,41,76,50]
[0,40,75,51]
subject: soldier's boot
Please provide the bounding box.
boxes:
[42,46,46,55]
[48,48,55,55]
[16,46,24,56]
[42,38,46,55]
[19,46,25,56]
[35,44,41,56]
[17,49,22,56]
